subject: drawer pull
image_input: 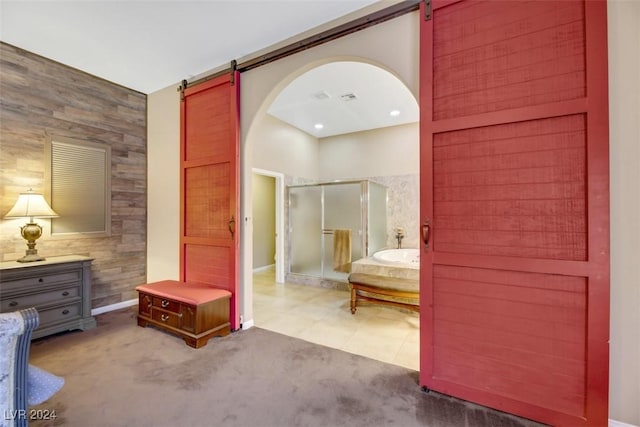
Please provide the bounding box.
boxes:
[9,301,18,307]
[161,299,170,308]
[62,291,70,297]
[62,309,70,315]
[160,314,170,322]
[38,278,44,283]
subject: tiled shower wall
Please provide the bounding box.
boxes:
[0,43,147,309]
[370,174,420,250]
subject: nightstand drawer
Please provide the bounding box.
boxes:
[39,302,82,325]
[1,286,80,311]
[2,270,81,290]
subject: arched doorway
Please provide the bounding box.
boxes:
[242,59,420,369]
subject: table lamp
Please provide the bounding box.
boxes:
[4,189,59,262]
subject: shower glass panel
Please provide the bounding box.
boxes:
[288,180,387,282]
[289,186,322,276]
[323,183,362,281]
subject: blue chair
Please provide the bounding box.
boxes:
[0,308,63,427]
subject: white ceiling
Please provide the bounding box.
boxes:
[0,0,418,136]
[268,61,418,138]
[0,0,382,93]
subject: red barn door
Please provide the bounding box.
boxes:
[419,1,609,425]
[180,71,240,330]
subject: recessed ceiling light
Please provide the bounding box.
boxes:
[390,110,401,116]
[314,123,324,130]
[312,90,330,100]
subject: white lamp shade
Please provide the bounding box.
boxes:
[4,192,59,219]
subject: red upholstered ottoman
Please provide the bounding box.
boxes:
[136,280,231,348]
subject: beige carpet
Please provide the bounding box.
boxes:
[28,308,544,427]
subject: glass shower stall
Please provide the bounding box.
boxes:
[288,180,387,281]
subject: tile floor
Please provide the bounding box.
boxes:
[253,267,420,371]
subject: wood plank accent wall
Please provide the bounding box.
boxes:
[0,42,147,309]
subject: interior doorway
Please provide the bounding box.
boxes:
[252,168,285,283]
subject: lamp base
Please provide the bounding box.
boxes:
[17,253,46,263]
[17,222,46,262]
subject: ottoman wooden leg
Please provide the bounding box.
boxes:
[350,287,357,314]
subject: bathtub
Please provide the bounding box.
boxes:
[372,248,419,266]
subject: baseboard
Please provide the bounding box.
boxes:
[241,319,254,330]
[91,298,138,316]
[253,264,275,273]
[610,419,639,427]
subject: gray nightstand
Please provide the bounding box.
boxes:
[0,255,97,339]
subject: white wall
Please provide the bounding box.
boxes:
[607,1,640,424]
[146,84,180,282]
[146,4,639,424]
[318,122,419,180]
[251,114,319,180]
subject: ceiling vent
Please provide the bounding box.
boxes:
[312,90,331,100]
[340,92,358,101]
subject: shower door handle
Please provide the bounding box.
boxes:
[422,217,430,251]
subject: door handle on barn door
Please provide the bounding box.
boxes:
[422,218,430,251]
[228,215,235,240]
